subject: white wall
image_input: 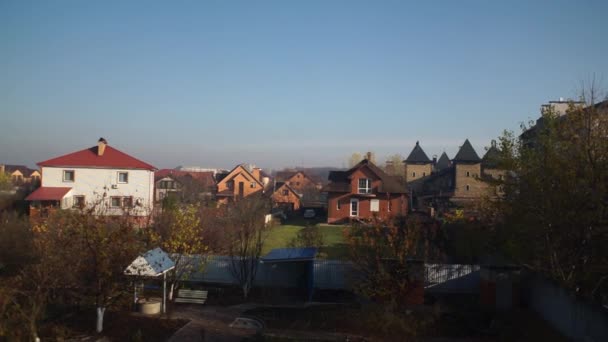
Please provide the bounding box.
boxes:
[41,166,154,216]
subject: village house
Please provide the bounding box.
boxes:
[271,182,302,211]
[215,164,270,204]
[154,169,215,203]
[0,164,41,185]
[25,138,157,220]
[323,156,408,224]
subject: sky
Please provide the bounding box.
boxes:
[1,0,607,170]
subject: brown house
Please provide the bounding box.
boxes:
[271,182,302,211]
[215,164,268,204]
[323,159,408,224]
[274,170,318,191]
[154,169,216,203]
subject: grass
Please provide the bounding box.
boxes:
[264,220,350,260]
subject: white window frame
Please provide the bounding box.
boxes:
[250,182,256,188]
[358,178,372,194]
[350,198,359,217]
[118,171,129,184]
[73,195,85,209]
[63,170,75,182]
[110,196,122,208]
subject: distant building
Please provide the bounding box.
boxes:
[323,157,408,224]
[215,164,270,204]
[26,138,156,221]
[0,164,40,185]
[403,141,433,183]
[154,169,215,203]
[271,182,302,211]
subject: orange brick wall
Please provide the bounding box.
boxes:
[272,185,301,210]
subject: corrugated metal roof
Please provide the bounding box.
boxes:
[262,247,318,262]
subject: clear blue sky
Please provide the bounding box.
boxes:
[1,0,607,170]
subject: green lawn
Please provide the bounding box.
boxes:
[264,223,350,260]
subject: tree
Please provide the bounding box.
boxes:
[147,203,209,300]
[383,154,405,176]
[490,88,608,303]
[222,195,272,298]
[0,172,13,191]
[348,151,376,167]
[345,215,441,308]
[288,224,324,249]
[43,210,144,333]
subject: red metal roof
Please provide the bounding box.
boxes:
[38,145,156,170]
[26,187,72,201]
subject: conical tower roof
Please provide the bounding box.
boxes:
[435,152,452,170]
[453,139,481,163]
[405,141,431,164]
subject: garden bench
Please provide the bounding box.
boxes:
[174,289,208,304]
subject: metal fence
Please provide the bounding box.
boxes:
[177,255,478,293]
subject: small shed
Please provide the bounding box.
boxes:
[261,247,318,301]
[124,248,175,314]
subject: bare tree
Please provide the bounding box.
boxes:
[221,194,272,298]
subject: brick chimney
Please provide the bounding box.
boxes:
[97,138,107,156]
[252,167,261,181]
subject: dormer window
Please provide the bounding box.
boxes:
[358,178,372,194]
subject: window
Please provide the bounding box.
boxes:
[466,171,470,177]
[388,201,392,212]
[250,182,256,188]
[350,198,359,217]
[123,196,133,208]
[111,196,132,208]
[423,172,426,177]
[466,184,470,191]
[337,200,341,210]
[282,189,289,196]
[118,172,129,183]
[63,170,75,182]
[358,178,372,194]
[73,196,85,209]
[370,199,379,212]
[160,180,176,189]
[412,172,416,178]
[111,197,122,207]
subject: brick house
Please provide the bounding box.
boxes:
[25,138,156,221]
[323,159,408,224]
[154,169,216,203]
[274,170,318,191]
[271,182,302,211]
[215,164,269,204]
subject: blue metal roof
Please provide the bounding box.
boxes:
[262,247,318,262]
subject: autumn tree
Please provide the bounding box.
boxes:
[42,210,144,333]
[147,203,209,300]
[383,154,405,176]
[490,88,608,303]
[348,151,376,167]
[346,215,441,308]
[221,194,272,298]
[0,172,13,191]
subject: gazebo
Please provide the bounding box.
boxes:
[124,247,175,314]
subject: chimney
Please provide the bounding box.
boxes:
[432,155,437,165]
[366,152,372,161]
[252,167,261,181]
[97,138,107,156]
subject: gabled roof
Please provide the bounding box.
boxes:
[217,164,263,187]
[38,145,156,170]
[482,142,501,169]
[155,169,215,187]
[25,187,72,201]
[2,165,38,176]
[323,159,407,194]
[405,141,431,164]
[453,139,481,163]
[435,152,451,171]
[274,182,302,197]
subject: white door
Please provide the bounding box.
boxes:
[350,198,359,217]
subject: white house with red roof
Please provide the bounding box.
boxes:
[26,138,157,218]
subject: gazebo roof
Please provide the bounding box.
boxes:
[124,247,175,277]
